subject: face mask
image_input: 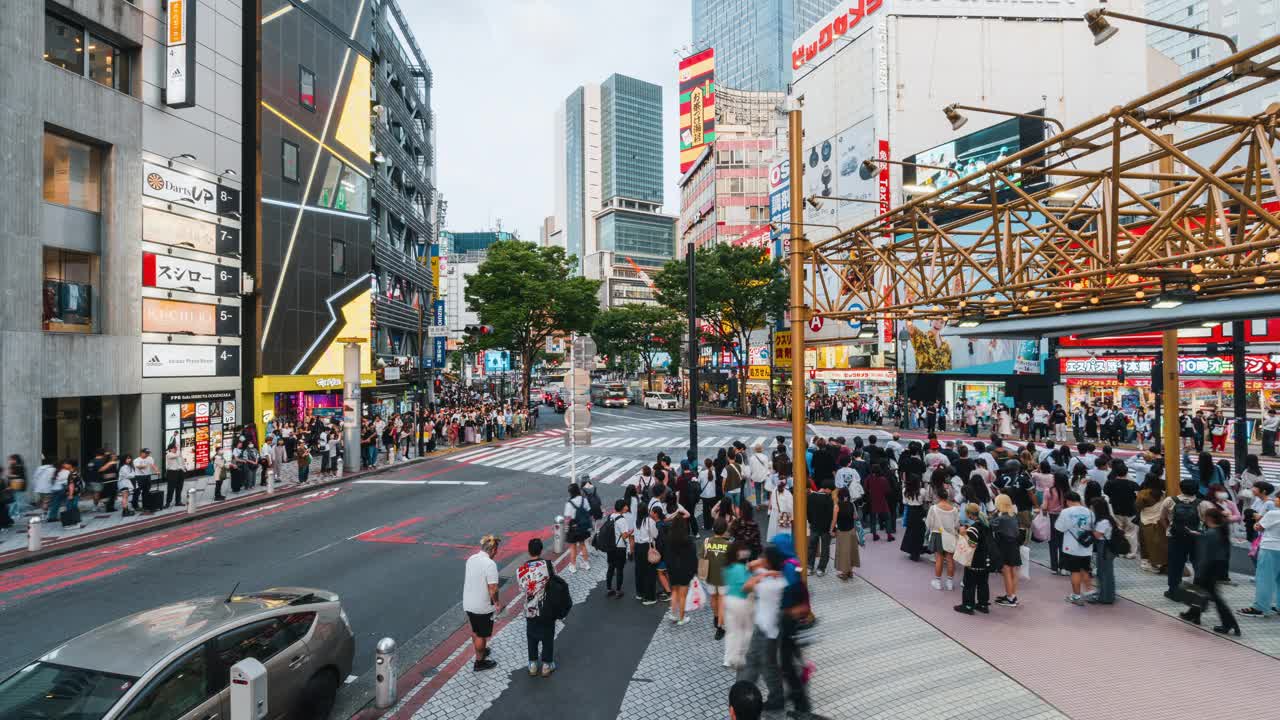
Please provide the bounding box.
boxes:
[1216,492,1229,500]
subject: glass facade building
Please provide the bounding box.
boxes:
[442,230,515,254]
[691,0,841,92]
[564,86,587,268]
[596,209,676,266]
[600,74,663,203]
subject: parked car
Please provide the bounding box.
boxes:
[643,391,678,410]
[0,587,355,720]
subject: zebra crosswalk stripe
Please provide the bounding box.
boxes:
[600,461,642,485]
[525,451,572,473]
[583,456,628,481]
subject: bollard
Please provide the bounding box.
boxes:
[187,487,198,515]
[27,517,42,552]
[553,515,565,555]
[374,637,398,709]
[266,468,275,495]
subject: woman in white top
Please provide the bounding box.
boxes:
[925,487,961,591]
[767,473,794,542]
[746,444,770,509]
[997,406,1013,439]
[563,484,593,573]
[116,455,136,518]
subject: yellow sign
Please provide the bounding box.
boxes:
[690,87,705,146]
[774,331,791,362]
[431,255,440,299]
[168,0,185,43]
[748,365,771,380]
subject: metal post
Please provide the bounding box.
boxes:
[374,637,398,709]
[569,334,576,481]
[1162,330,1181,497]
[186,487,198,514]
[417,298,425,460]
[687,240,699,461]
[27,517,41,552]
[553,515,565,554]
[341,338,364,473]
[1232,320,1249,476]
[787,106,809,578]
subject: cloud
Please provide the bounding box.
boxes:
[398,0,692,242]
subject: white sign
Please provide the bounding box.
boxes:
[144,162,217,213]
[428,325,449,337]
[143,344,216,378]
[165,0,195,108]
[149,254,217,294]
[383,366,401,381]
[808,314,825,332]
[814,368,897,382]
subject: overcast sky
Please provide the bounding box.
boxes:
[399,0,693,242]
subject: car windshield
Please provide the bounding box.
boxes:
[655,393,674,400]
[0,661,137,720]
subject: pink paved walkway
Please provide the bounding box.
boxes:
[852,538,1274,720]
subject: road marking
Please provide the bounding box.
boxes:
[426,480,489,486]
[600,461,643,485]
[297,540,341,559]
[348,525,382,540]
[237,503,284,517]
[584,456,628,481]
[354,479,427,485]
[344,675,358,685]
[146,536,215,557]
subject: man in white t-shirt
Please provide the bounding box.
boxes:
[462,535,501,671]
[1054,492,1095,605]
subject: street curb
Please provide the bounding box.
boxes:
[0,438,507,573]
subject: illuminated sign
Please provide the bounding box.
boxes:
[792,0,883,72]
[1060,355,1275,376]
[142,298,239,336]
[165,0,196,108]
[678,48,715,174]
[142,252,241,296]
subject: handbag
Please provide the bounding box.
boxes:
[1018,545,1031,580]
[684,577,708,612]
[953,531,976,567]
[940,530,957,554]
[1031,513,1050,542]
[1174,581,1211,610]
[647,545,662,564]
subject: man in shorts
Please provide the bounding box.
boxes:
[462,535,501,671]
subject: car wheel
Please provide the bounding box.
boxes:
[295,668,339,720]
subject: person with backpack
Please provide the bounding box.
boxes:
[954,502,999,615]
[1180,508,1242,634]
[598,498,633,599]
[1161,479,1215,598]
[992,494,1022,607]
[518,538,559,677]
[1088,497,1120,604]
[581,478,604,531]
[1055,491,1095,606]
[563,483,592,573]
[701,517,731,638]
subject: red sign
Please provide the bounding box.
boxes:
[808,314,825,332]
[1059,319,1280,348]
[792,0,884,70]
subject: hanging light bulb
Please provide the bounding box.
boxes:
[1190,263,1204,274]
[1135,290,1146,299]
[1090,296,1099,305]
[1127,273,1140,283]
[1053,300,1063,309]
[1192,283,1202,292]
[1021,305,1030,313]
[1267,251,1280,264]
[1255,275,1267,285]
[958,300,967,308]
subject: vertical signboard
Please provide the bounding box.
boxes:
[429,243,441,299]
[162,391,234,472]
[433,336,447,369]
[165,0,196,108]
[678,48,715,174]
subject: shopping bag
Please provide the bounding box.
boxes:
[1031,513,1050,543]
[953,532,976,567]
[685,577,708,613]
[1018,546,1031,580]
[855,520,866,547]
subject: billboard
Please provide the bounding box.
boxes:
[902,114,1047,203]
[678,48,715,174]
[896,319,1042,375]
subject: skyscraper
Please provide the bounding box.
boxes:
[692,0,842,92]
[555,73,674,288]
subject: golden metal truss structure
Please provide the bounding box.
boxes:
[806,34,1280,324]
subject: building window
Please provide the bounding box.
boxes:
[44,13,131,93]
[43,132,102,212]
[43,248,97,333]
[1222,11,1238,28]
[282,140,299,183]
[331,239,345,275]
[299,66,316,111]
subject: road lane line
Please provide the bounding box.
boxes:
[145,536,215,557]
[348,525,381,540]
[354,479,427,485]
[297,540,342,559]
[599,461,642,485]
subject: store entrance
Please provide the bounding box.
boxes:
[945,380,1007,410]
[42,396,102,470]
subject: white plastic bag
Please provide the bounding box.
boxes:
[685,577,709,613]
[1018,546,1031,580]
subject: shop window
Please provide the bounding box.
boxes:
[299,66,316,111]
[43,247,97,333]
[282,140,299,183]
[43,132,102,212]
[331,239,345,275]
[317,157,368,213]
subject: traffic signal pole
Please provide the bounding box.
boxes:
[687,241,699,464]
[1232,320,1248,478]
[788,106,809,579]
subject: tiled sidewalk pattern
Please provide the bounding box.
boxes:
[618,572,1066,720]
[385,559,607,720]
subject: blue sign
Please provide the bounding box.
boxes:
[845,302,864,334]
[433,299,445,326]
[484,350,511,373]
[433,336,446,368]
[769,188,790,242]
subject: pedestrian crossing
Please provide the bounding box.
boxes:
[588,417,751,434]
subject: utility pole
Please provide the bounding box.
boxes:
[1232,320,1248,477]
[788,104,809,578]
[416,296,424,457]
[1158,137,1181,498]
[687,241,699,463]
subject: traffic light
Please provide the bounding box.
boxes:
[464,324,493,337]
[1151,356,1164,394]
[1116,364,1125,384]
[1265,362,1277,382]
[434,377,443,393]
[1206,342,1219,357]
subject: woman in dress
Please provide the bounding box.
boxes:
[997,405,1013,438]
[1135,470,1168,573]
[834,487,861,579]
[925,486,961,591]
[664,513,698,626]
[899,470,930,561]
[992,494,1022,607]
[116,454,135,518]
[766,467,793,542]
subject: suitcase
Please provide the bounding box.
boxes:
[143,487,165,512]
[60,503,81,527]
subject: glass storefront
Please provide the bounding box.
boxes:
[945,380,1007,409]
[1065,377,1280,417]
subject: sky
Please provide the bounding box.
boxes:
[400,0,693,243]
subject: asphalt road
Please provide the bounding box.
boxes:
[0,404,779,714]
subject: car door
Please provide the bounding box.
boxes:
[211,613,316,720]
[116,644,222,720]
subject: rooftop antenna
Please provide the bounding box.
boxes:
[225,581,240,603]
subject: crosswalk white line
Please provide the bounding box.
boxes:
[600,461,642,485]
[583,456,628,481]
[618,438,646,447]
[527,451,574,473]
[486,449,551,470]
[593,437,627,447]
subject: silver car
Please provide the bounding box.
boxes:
[0,587,355,720]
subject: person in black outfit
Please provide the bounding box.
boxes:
[807,483,835,576]
[1178,507,1241,635]
[810,438,835,487]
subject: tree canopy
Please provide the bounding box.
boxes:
[464,240,600,403]
[591,304,684,388]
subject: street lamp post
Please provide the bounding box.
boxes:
[787,105,810,579]
[687,241,699,464]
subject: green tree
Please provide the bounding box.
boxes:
[653,244,787,412]
[464,240,601,404]
[591,304,685,390]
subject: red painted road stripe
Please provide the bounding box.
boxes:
[11,565,129,601]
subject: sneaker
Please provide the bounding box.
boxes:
[944,578,954,591]
[1005,596,1019,608]
[529,662,539,676]
[566,565,576,574]
[605,590,616,598]
[1238,607,1267,617]
[931,578,942,591]
[887,534,895,542]
[657,592,671,602]
[582,561,591,571]
[676,617,690,626]
[473,658,498,672]
[666,611,677,622]
[541,662,556,677]
[642,598,657,606]
[815,570,825,577]
[714,627,726,640]
[975,605,990,614]
[1065,594,1085,606]
[994,596,1013,607]
[953,604,974,615]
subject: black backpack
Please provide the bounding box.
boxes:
[542,574,572,620]
[1170,498,1201,540]
[592,515,618,553]
[1106,525,1131,556]
[570,498,593,535]
[585,489,603,520]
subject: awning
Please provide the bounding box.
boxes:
[942,294,1280,340]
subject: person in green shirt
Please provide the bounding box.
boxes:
[721,538,753,670]
[702,518,732,639]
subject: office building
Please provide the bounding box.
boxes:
[554,84,603,274]
[442,230,516,255]
[2,0,246,472]
[691,0,841,92]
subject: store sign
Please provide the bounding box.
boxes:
[143,343,239,378]
[815,369,896,382]
[162,390,234,471]
[143,162,240,219]
[434,336,447,368]
[165,0,196,108]
[792,0,883,72]
[1060,355,1273,377]
[748,365,772,380]
[142,298,238,336]
[774,330,792,363]
[143,207,240,256]
[383,366,401,381]
[433,299,445,326]
[143,252,241,296]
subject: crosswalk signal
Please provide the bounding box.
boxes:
[1264,362,1277,382]
[434,377,443,393]
[1116,365,1126,384]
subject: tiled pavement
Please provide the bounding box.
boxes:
[854,538,1276,720]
